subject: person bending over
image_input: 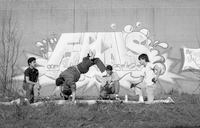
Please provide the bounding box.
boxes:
[55,50,106,102]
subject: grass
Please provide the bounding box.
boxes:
[0,91,200,128]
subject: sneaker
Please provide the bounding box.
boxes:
[166,97,175,103]
[115,97,120,101]
[60,92,69,100]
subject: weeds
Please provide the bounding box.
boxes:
[0,93,200,128]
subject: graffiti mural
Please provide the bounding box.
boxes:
[181,47,200,93]
[15,23,185,96]
[182,48,200,71]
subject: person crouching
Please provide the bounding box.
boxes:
[99,65,120,100]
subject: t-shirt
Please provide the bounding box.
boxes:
[24,67,39,83]
[104,72,120,84]
[141,63,155,86]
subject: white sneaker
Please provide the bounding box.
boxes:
[166,97,175,103]
[115,97,120,101]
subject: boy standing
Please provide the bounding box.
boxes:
[23,57,40,103]
[137,53,161,103]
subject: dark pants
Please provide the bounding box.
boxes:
[23,82,34,103]
[100,81,120,99]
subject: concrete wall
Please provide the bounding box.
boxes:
[0,0,199,58]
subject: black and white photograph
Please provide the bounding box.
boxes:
[0,0,200,127]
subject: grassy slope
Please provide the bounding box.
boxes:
[0,93,200,128]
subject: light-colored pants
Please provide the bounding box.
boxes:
[146,85,155,102]
[135,84,155,102]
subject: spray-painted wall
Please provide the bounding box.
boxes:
[1,0,200,96]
